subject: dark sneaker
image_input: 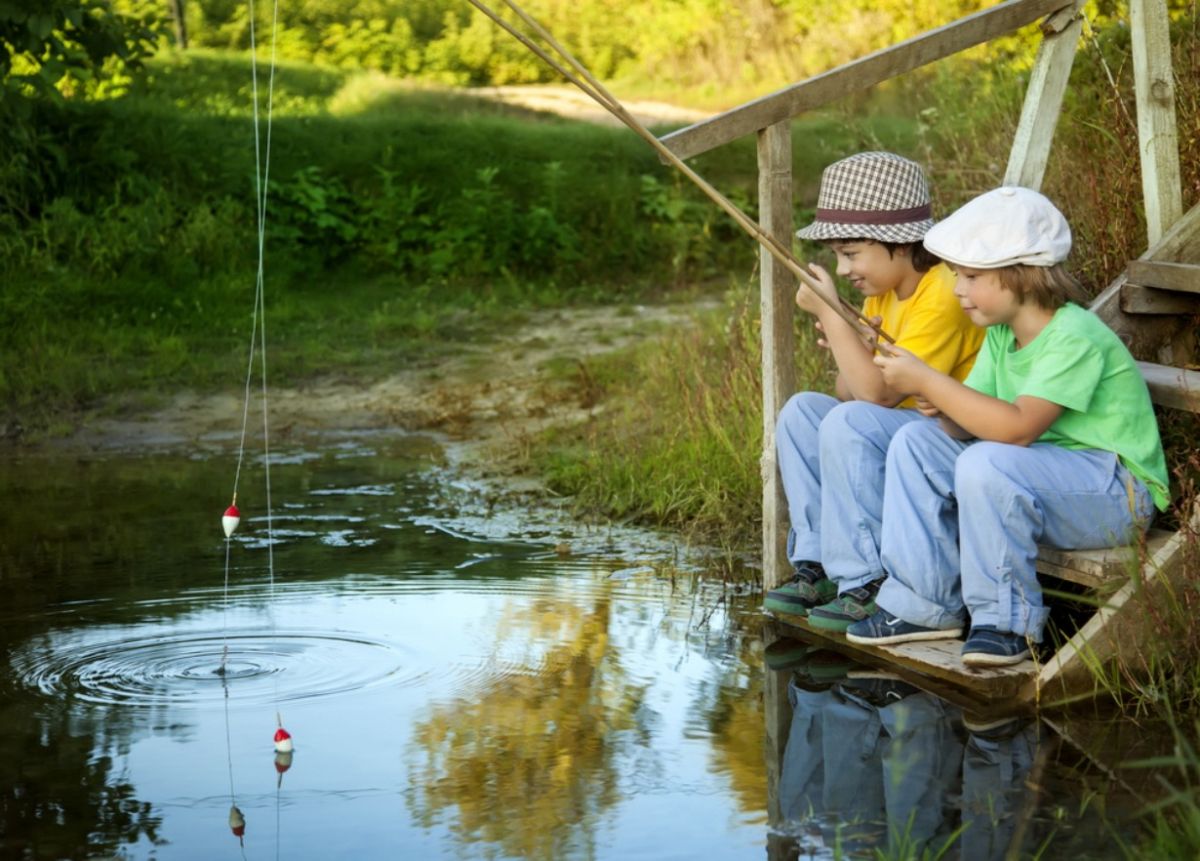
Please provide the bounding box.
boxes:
[962,713,1023,739]
[807,580,883,632]
[845,609,962,646]
[838,671,923,707]
[961,626,1032,667]
[763,561,835,616]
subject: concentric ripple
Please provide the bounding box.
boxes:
[10,629,416,709]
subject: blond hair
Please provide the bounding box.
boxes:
[996,263,1089,310]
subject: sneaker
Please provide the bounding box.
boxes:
[763,561,835,616]
[961,626,1032,667]
[807,580,882,632]
[962,713,1023,739]
[838,672,923,707]
[845,609,962,646]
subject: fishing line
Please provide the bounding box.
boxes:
[218,0,288,847]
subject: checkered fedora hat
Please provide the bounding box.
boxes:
[795,152,935,244]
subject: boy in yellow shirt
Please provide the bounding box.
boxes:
[766,152,983,631]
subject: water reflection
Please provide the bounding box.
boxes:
[761,638,1129,860]
[0,437,1175,860]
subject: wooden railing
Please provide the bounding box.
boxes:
[659,0,1073,161]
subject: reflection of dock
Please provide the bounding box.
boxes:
[760,630,1172,858]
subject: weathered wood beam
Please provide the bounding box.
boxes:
[1131,0,1183,244]
[1120,284,1200,315]
[1126,260,1200,294]
[660,0,1073,160]
[758,122,794,592]
[1089,201,1200,361]
[1004,0,1085,189]
[1137,361,1200,412]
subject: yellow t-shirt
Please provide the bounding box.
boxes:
[863,263,983,408]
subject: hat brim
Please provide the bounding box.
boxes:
[795,218,934,244]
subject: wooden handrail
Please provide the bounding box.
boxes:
[659,0,1075,160]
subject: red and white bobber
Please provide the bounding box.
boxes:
[222,503,241,538]
[273,726,293,754]
[229,805,246,843]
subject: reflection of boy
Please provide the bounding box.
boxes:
[778,671,963,856]
[766,152,983,632]
[849,187,1170,665]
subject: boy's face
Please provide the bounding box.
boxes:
[952,266,1018,326]
[828,240,913,297]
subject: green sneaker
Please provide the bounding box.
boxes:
[763,561,836,616]
[807,580,883,632]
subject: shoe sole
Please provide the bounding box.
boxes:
[961,649,1031,667]
[846,627,962,646]
[806,614,861,632]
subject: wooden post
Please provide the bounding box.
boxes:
[1003,2,1083,189]
[758,122,794,592]
[1131,0,1183,244]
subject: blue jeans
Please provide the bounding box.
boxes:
[776,392,927,593]
[876,421,1155,640]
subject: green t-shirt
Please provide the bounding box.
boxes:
[964,303,1170,510]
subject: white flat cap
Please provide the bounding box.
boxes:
[922,186,1071,268]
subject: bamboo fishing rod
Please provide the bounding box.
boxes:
[465,0,896,346]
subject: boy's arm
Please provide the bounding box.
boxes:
[875,347,1063,445]
[798,265,904,406]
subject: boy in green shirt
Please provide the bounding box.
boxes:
[844,187,1169,666]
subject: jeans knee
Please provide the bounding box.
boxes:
[818,400,879,448]
[777,391,831,440]
[954,442,1011,500]
[885,419,942,468]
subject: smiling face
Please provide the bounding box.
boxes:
[828,240,921,300]
[952,265,1020,326]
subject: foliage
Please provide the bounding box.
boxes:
[0,0,162,100]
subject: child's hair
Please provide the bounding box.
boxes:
[831,238,941,274]
[995,263,1090,309]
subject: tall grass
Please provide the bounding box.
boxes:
[534,287,831,551]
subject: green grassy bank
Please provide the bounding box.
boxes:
[1,50,764,434]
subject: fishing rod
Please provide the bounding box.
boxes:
[464,0,896,346]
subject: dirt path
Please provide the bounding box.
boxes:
[54,301,714,483]
[473,84,711,128]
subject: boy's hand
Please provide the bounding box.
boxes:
[873,343,932,394]
[913,396,941,418]
[795,263,840,316]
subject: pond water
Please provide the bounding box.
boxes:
[0,433,1162,859]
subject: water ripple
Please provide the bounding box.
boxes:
[10,629,417,709]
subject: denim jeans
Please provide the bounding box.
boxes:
[775,391,927,593]
[876,420,1155,640]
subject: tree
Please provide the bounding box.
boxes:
[0,0,162,102]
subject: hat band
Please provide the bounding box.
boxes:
[815,203,932,225]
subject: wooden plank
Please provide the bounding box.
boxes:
[1036,529,1175,589]
[659,0,1073,160]
[758,122,795,591]
[1126,260,1200,294]
[1137,361,1200,412]
[769,613,1035,701]
[1089,203,1200,361]
[1131,0,1184,245]
[1004,1,1084,189]
[1121,284,1200,315]
[1029,501,1200,703]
